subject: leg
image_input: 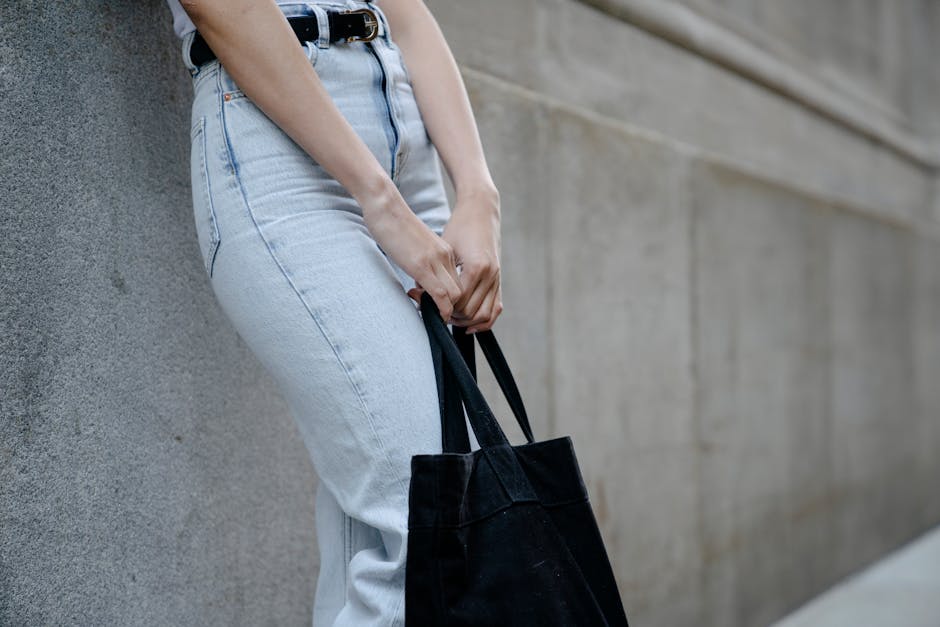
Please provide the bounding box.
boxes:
[209,205,443,626]
[188,3,457,622]
[312,482,346,626]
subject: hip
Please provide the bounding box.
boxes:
[183,0,450,280]
[187,0,423,184]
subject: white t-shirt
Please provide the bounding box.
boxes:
[165,0,317,39]
[165,0,198,39]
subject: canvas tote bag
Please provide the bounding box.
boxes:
[405,292,631,626]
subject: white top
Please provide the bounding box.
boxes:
[165,0,317,39]
[165,0,198,39]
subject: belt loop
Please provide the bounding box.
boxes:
[309,4,331,49]
[361,1,388,41]
[181,31,199,76]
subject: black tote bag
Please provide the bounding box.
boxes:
[405,292,631,626]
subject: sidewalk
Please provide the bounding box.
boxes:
[771,524,940,627]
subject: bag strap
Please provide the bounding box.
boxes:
[431,330,472,453]
[422,294,542,502]
[420,292,534,452]
[451,325,535,444]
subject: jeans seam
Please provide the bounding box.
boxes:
[379,40,410,178]
[216,70,409,506]
[366,42,401,182]
[343,511,352,601]
[195,116,222,277]
[388,588,406,627]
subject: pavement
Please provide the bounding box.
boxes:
[771,523,940,627]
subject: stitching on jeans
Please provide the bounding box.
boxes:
[196,60,219,84]
[365,42,401,183]
[216,68,409,513]
[386,583,406,627]
[343,511,351,601]
[347,512,353,570]
[377,39,410,178]
[196,116,222,277]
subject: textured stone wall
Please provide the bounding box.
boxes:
[1,2,319,624]
[2,1,938,626]
[436,0,940,625]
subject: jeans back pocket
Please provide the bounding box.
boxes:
[190,115,221,277]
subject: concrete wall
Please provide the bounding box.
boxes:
[449,1,940,625]
[1,2,319,624]
[2,1,938,625]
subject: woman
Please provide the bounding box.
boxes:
[167,0,502,624]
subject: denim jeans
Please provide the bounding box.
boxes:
[180,1,457,624]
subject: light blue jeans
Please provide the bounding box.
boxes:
[180,1,456,624]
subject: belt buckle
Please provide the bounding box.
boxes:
[340,8,379,42]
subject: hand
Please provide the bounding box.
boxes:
[409,189,502,333]
[361,182,463,322]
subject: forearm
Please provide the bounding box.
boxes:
[379,0,499,212]
[181,0,398,212]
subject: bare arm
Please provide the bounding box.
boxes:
[379,0,503,332]
[180,0,463,320]
[377,0,498,205]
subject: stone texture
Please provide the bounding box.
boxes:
[1,1,319,624]
[430,0,934,228]
[912,237,940,526]
[547,105,700,626]
[690,161,835,626]
[827,212,920,578]
[690,159,938,625]
[677,0,916,125]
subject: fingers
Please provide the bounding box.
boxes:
[456,267,498,324]
[435,245,462,321]
[404,238,502,330]
[449,254,500,327]
[411,239,462,321]
[466,278,502,333]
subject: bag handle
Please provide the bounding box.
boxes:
[430,326,473,453]
[420,292,534,452]
[451,324,536,444]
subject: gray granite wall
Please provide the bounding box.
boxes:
[2,1,938,625]
[439,0,940,625]
[2,2,319,624]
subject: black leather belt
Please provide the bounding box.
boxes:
[189,7,381,67]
